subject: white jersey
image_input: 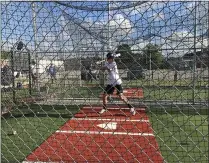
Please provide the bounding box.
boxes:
[104,61,122,86]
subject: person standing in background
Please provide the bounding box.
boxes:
[48,63,56,84]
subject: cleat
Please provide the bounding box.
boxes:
[99,109,107,114]
[130,107,136,116]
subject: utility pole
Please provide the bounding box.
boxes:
[32,2,40,92]
[192,1,197,104]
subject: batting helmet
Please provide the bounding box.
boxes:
[106,52,114,59]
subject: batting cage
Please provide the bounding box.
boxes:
[1,1,208,163]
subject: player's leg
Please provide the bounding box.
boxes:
[116,85,136,116]
[99,85,114,114]
[50,74,53,84]
[102,93,108,110]
[108,94,114,103]
[53,73,57,80]
[115,85,129,104]
[52,73,56,82]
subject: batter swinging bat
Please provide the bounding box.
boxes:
[96,53,121,65]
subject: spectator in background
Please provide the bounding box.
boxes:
[48,63,56,84]
[1,60,13,86]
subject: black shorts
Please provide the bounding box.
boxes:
[104,84,123,95]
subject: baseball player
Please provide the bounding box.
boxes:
[99,52,136,116]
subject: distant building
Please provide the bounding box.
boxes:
[183,50,209,69]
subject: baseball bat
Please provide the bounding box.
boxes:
[95,53,121,65]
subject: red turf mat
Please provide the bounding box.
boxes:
[25,133,163,162]
[24,106,163,163]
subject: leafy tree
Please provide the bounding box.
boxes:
[1,50,11,59]
[116,44,132,60]
[116,44,136,68]
[142,43,163,69]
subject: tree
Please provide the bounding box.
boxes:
[116,44,132,59]
[142,43,163,70]
[116,44,133,64]
[116,44,136,68]
[1,50,11,60]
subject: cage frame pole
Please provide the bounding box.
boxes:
[32,2,40,92]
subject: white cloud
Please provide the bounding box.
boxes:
[162,30,208,57]
[169,31,193,39]
[131,40,149,53]
[187,2,196,9]
[110,14,132,32]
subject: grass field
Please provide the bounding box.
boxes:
[4,85,206,100]
[2,78,208,102]
[1,105,208,163]
[1,105,77,163]
[148,107,208,163]
[1,86,208,106]
[47,86,208,102]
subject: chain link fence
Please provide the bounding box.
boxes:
[1,1,208,163]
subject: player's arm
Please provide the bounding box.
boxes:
[100,65,109,72]
[98,62,108,71]
[99,62,116,72]
[105,62,116,72]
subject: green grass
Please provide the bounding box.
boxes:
[50,86,208,101]
[144,88,208,101]
[83,78,208,87]
[1,105,80,163]
[148,107,208,163]
[39,82,208,100]
[123,78,208,87]
[2,78,208,102]
[1,117,66,162]
[1,105,208,162]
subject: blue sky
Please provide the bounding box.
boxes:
[1,1,208,59]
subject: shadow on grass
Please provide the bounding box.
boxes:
[1,104,82,120]
[2,112,74,119]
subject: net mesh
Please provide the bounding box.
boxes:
[1,1,208,163]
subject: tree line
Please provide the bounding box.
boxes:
[115,43,163,70]
[2,44,208,70]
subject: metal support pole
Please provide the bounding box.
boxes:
[192,2,197,104]
[80,52,82,86]
[149,24,152,84]
[10,48,16,103]
[207,2,209,112]
[27,48,32,96]
[32,2,40,92]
